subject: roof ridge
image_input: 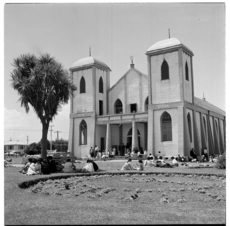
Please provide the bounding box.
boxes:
[194,96,225,113]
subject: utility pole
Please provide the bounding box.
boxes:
[50,125,54,151]
[27,136,29,144]
[54,131,61,140]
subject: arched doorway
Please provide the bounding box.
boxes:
[127,128,141,150]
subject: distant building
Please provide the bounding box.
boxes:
[4,139,28,154]
[68,37,226,159]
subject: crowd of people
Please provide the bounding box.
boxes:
[19,156,99,175]
[16,146,222,175]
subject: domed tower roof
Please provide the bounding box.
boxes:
[70,56,111,71]
[146,38,193,55]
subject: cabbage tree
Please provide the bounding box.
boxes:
[10,54,77,159]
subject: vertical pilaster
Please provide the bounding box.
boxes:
[92,66,96,147]
[147,55,152,105]
[147,108,154,155]
[144,122,147,150]
[139,75,142,112]
[105,123,111,155]
[177,105,185,156]
[192,110,200,156]
[218,118,224,154]
[106,70,110,115]
[131,120,138,150]
[124,76,127,113]
[190,55,195,104]
[178,48,184,101]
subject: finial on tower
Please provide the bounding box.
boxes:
[202,92,206,101]
[168,29,170,39]
[89,46,91,56]
[130,56,134,68]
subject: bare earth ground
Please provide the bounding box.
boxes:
[5,158,226,225]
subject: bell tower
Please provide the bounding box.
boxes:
[68,56,111,158]
[146,37,194,105]
[146,37,195,158]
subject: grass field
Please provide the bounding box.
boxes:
[5,158,226,225]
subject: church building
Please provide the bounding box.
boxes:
[68,37,226,159]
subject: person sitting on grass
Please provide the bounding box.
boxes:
[41,159,51,174]
[35,158,42,174]
[47,156,57,173]
[136,159,144,171]
[147,153,154,160]
[62,159,77,173]
[171,157,179,167]
[26,158,38,175]
[120,158,135,171]
[20,158,33,174]
[101,152,109,161]
[87,158,99,172]
[81,159,95,173]
[156,156,172,168]
[144,157,156,167]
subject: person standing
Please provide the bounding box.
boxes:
[94,145,99,159]
[89,147,93,158]
[204,147,209,161]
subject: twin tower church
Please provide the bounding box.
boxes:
[68,37,226,159]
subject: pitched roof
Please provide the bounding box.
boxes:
[194,97,225,116]
[4,140,28,146]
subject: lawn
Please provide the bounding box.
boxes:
[5,159,226,225]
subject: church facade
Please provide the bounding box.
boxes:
[68,38,226,159]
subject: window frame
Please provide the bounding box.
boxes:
[161,60,169,80]
[79,120,87,145]
[80,76,86,94]
[114,99,123,114]
[99,77,103,94]
[161,111,172,142]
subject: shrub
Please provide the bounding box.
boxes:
[215,152,226,169]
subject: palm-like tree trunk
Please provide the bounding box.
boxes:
[41,121,49,159]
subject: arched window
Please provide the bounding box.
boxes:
[161,111,172,141]
[145,96,149,111]
[161,60,169,80]
[185,62,189,81]
[80,76,86,93]
[203,117,207,135]
[187,113,192,142]
[114,99,123,114]
[80,120,87,145]
[99,77,103,93]
[127,128,141,136]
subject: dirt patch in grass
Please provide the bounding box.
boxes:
[22,173,226,224]
[5,163,226,225]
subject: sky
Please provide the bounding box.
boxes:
[3,2,227,144]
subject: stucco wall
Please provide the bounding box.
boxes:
[73,69,94,113]
[108,69,148,114]
[150,51,181,104]
[153,108,178,157]
[109,79,125,115]
[73,117,95,158]
[182,52,193,103]
[195,111,202,154]
[95,68,107,115]
[95,125,107,151]
[127,71,140,112]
